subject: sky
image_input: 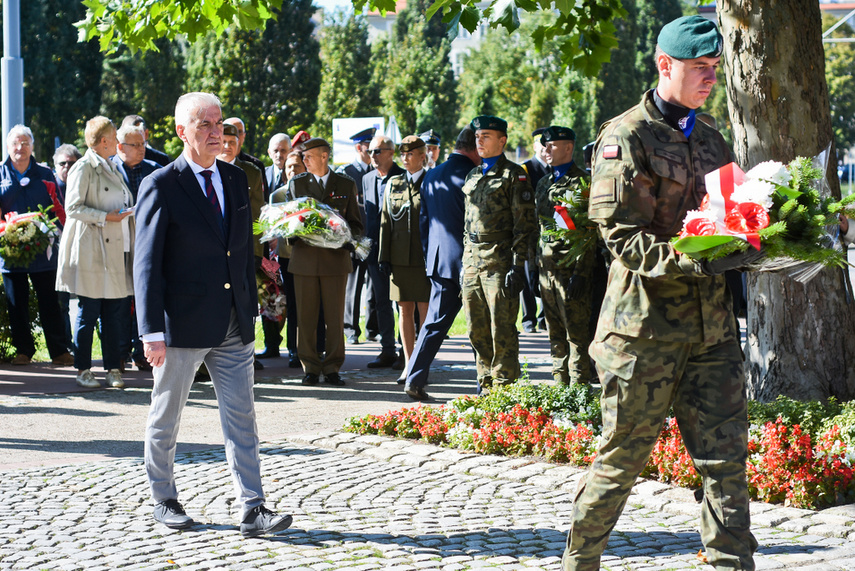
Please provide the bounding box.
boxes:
[314,0,356,11]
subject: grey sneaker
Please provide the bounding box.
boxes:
[106,369,124,388]
[240,505,292,538]
[76,369,100,389]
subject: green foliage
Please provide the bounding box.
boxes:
[748,395,843,440]
[823,15,855,156]
[471,380,602,427]
[185,0,321,156]
[313,10,381,141]
[821,401,855,448]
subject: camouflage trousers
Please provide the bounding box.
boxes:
[462,267,520,388]
[562,334,757,571]
[539,266,593,384]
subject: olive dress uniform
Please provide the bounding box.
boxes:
[379,170,430,302]
[535,161,594,385]
[462,154,536,389]
[562,89,758,570]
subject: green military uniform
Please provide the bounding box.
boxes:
[462,153,536,389]
[379,170,430,302]
[562,89,758,571]
[535,161,594,384]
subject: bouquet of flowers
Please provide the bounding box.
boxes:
[257,257,287,321]
[542,178,599,267]
[672,148,855,282]
[254,197,372,261]
[0,207,60,268]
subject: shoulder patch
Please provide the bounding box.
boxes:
[602,145,620,160]
[519,173,527,182]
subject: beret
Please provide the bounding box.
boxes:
[658,15,723,59]
[300,137,330,152]
[292,130,311,146]
[223,123,239,137]
[470,115,508,134]
[532,127,546,137]
[419,129,441,145]
[399,135,426,152]
[541,126,576,143]
[350,127,376,142]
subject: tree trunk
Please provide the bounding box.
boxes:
[718,0,855,402]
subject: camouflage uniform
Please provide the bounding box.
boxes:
[462,154,536,389]
[535,163,594,385]
[562,91,758,571]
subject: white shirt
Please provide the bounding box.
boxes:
[186,153,226,216]
[407,168,425,184]
[316,169,331,190]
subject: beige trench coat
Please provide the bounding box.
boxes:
[55,149,135,299]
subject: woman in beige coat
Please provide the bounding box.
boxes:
[56,116,135,389]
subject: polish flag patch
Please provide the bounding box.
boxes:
[519,174,527,181]
[602,145,620,159]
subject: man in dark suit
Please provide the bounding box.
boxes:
[121,114,170,167]
[362,135,405,367]
[286,138,364,386]
[521,127,550,333]
[402,127,480,401]
[134,92,291,537]
[265,133,291,193]
[338,127,376,345]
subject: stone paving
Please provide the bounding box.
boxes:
[2,428,855,570]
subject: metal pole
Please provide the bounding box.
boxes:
[2,0,25,161]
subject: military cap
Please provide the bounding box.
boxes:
[540,126,576,143]
[223,123,239,137]
[292,130,311,147]
[300,137,330,152]
[658,15,723,59]
[532,127,546,137]
[350,127,376,142]
[399,135,426,152]
[470,115,508,134]
[419,129,441,146]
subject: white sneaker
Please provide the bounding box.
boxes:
[106,369,124,389]
[76,370,100,389]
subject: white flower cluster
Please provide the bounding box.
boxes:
[682,209,717,225]
[732,160,791,210]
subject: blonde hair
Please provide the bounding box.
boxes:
[84,116,115,149]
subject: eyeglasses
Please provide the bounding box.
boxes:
[57,161,76,167]
[120,142,144,149]
[369,148,392,156]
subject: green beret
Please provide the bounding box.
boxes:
[300,137,330,152]
[399,135,426,153]
[223,123,239,137]
[658,15,723,59]
[470,115,507,134]
[541,126,576,143]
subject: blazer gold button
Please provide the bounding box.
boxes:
[224,283,231,289]
[227,251,231,256]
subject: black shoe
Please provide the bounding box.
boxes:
[288,356,300,368]
[302,373,319,385]
[367,332,382,343]
[405,385,430,401]
[256,347,280,359]
[323,372,345,386]
[522,323,536,333]
[254,358,264,371]
[153,499,194,529]
[397,376,406,385]
[367,351,396,368]
[134,359,153,372]
[345,334,359,344]
[391,350,405,371]
[240,505,293,538]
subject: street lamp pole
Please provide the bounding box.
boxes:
[2,0,25,161]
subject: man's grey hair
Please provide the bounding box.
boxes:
[370,135,394,150]
[269,133,291,149]
[6,124,34,146]
[175,92,222,127]
[224,117,245,130]
[117,124,146,143]
[454,127,476,152]
[53,143,82,165]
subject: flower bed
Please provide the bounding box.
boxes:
[344,383,855,510]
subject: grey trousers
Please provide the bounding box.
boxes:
[144,312,264,518]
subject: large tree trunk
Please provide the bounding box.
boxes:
[718,0,855,402]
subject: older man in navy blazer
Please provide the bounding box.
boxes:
[134,92,291,537]
[402,127,480,401]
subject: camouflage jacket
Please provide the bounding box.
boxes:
[462,154,536,272]
[535,162,593,273]
[588,90,735,344]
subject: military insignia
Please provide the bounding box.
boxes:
[602,145,620,160]
[678,116,690,130]
[522,190,532,201]
[519,174,527,182]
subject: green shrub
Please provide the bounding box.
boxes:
[820,400,855,447]
[748,395,843,439]
[477,380,602,427]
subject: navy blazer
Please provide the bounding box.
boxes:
[419,153,475,281]
[133,154,256,348]
[111,156,161,199]
[362,163,405,263]
[265,165,285,193]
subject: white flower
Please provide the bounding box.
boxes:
[682,209,718,225]
[731,179,775,210]
[746,160,792,187]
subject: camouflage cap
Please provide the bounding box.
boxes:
[399,135,426,152]
[470,115,508,134]
[223,123,239,137]
[658,15,723,59]
[540,126,576,143]
[300,137,330,152]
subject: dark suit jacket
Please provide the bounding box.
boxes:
[145,145,171,167]
[265,165,286,193]
[111,156,161,199]
[362,163,405,263]
[420,153,475,281]
[286,170,364,277]
[134,154,256,348]
[523,156,550,193]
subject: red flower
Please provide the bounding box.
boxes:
[724,202,770,233]
[700,194,710,211]
[683,216,717,237]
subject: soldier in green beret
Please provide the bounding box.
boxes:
[534,126,595,386]
[462,115,536,392]
[562,15,760,571]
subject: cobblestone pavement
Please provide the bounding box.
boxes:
[2,429,855,571]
